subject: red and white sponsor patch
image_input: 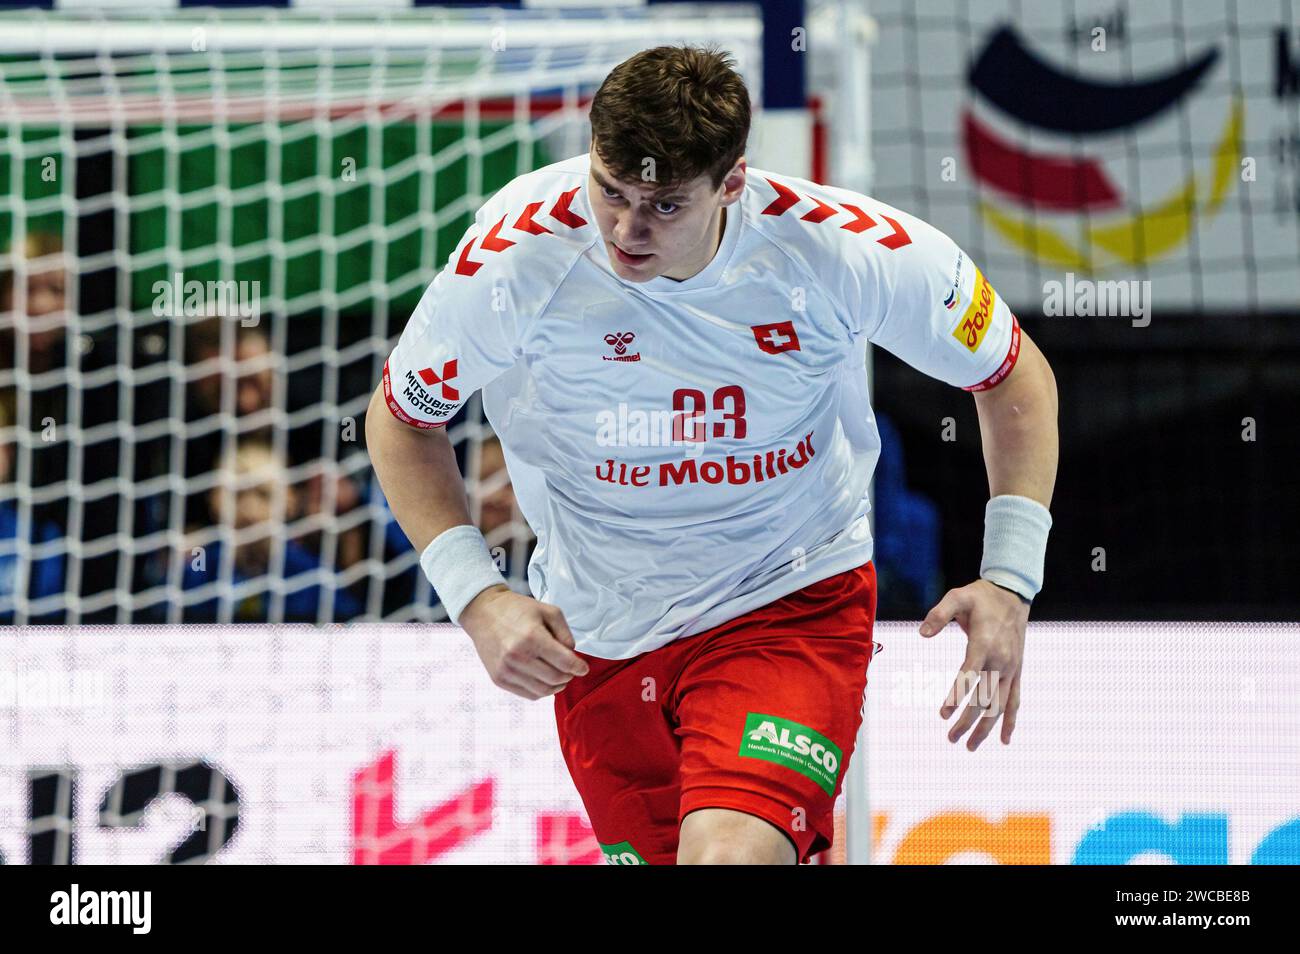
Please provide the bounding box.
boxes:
[417,359,460,401]
[383,359,446,430]
[963,316,1021,393]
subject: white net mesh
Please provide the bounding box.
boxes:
[0,4,766,625]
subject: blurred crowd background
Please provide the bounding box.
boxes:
[1,228,538,625]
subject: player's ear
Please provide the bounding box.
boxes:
[720,158,746,203]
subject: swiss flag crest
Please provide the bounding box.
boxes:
[752,321,801,355]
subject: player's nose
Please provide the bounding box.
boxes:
[613,208,651,245]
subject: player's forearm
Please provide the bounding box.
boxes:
[365,383,473,553]
[972,330,1059,509]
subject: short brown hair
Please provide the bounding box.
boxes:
[588,44,751,191]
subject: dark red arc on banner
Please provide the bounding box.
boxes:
[963,111,1122,210]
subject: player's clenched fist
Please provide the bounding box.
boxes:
[459,585,590,700]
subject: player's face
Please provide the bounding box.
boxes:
[588,145,745,283]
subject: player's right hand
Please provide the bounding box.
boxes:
[458,586,590,700]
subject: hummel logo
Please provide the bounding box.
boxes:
[605,331,635,355]
[602,331,640,362]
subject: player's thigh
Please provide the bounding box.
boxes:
[554,659,684,865]
[678,807,798,865]
[673,591,877,860]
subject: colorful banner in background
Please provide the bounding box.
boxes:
[863,621,1298,865]
[859,0,1300,310]
[1,621,1295,864]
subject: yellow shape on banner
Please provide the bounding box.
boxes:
[1207,98,1245,211]
[979,201,1095,271]
[979,98,1244,271]
[893,811,1051,864]
[1088,178,1198,264]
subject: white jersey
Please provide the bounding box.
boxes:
[383,153,1021,658]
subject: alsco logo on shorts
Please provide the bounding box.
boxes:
[739,713,842,796]
[600,841,648,865]
[952,266,995,353]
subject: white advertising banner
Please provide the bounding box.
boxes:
[863,621,1299,865]
[0,621,1296,864]
[861,0,1300,311]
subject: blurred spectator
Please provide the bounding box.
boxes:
[871,410,943,618]
[0,396,66,623]
[297,455,367,571]
[185,316,275,422]
[1,229,165,620]
[0,232,72,502]
[136,314,284,615]
[140,314,378,621]
[373,430,533,618]
[0,230,68,377]
[474,435,522,548]
[179,440,361,622]
[182,317,278,528]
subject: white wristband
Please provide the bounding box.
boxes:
[980,495,1052,602]
[419,524,509,624]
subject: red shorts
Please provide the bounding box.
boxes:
[554,561,880,865]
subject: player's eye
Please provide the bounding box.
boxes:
[600,186,624,202]
[653,201,679,215]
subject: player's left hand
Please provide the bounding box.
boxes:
[919,579,1030,750]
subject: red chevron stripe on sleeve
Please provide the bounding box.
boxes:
[761,178,911,250]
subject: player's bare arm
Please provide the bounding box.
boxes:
[920,329,1059,751]
[365,384,588,699]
